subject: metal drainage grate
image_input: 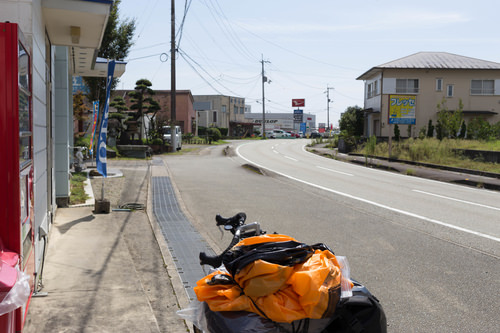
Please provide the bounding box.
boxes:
[152,176,215,300]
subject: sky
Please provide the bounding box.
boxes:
[117,0,500,128]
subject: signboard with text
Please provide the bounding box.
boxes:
[293,109,303,122]
[388,95,416,125]
[292,99,305,107]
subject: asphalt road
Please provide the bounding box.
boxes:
[163,140,500,333]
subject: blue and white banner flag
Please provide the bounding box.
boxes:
[96,60,115,177]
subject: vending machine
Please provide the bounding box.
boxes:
[0,22,35,332]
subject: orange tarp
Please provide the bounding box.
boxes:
[194,239,346,323]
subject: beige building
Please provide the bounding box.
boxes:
[357,52,500,138]
[193,95,250,135]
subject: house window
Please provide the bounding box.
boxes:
[471,80,494,95]
[221,105,226,112]
[446,85,454,97]
[367,81,378,98]
[240,107,244,114]
[396,79,419,94]
[213,111,217,123]
[436,79,443,91]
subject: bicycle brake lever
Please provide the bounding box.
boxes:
[218,225,224,239]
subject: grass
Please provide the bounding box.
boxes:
[356,138,500,173]
[70,172,90,204]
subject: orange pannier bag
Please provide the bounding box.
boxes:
[194,234,351,323]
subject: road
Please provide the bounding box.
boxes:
[163,140,500,333]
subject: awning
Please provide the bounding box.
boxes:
[463,110,498,115]
[42,0,122,77]
[362,108,380,113]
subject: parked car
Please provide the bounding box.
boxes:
[272,129,288,138]
[287,131,300,138]
[264,131,275,138]
[162,125,182,150]
[310,131,321,138]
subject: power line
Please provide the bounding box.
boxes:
[179,48,243,96]
[201,0,257,63]
[232,20,361,71]
[176,0,193,48]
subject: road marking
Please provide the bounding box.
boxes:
[236,144,500,244]
[300,144,499,195]
[413,190,500,211]
[316,166,353,176]
[284,156,298,162]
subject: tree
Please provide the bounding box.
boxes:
[467,117,492,140]
[128,79,161,140]
[436,98,464,139]
[394,124,400,142]
[339,105,364,137]
[83,0,136,108]
[73,91,90,137]
[458,121,467,139]
[426,119,434,138]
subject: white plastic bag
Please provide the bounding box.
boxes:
[336,255,353,298]
[0,267,30,316]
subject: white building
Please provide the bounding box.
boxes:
[244,112,316,134]
[0,2,125,328]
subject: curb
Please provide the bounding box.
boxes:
[145,159,194,333]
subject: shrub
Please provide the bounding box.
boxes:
[219,127,228,137]
[151,138,163,145]
[426,119,434,138]
[208,127,222,141]
[394,124,400,141]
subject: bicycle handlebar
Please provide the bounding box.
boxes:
[199,214,264,268]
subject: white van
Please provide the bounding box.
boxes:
[163,126,182,151]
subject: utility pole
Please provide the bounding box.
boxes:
[170,0,177,152]
[326,86,333,132]
[261,55,270,138]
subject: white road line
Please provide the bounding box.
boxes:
[316,165,353,176]
[284,156,298,162]
[413,190,500,211]
[236,143,500,243]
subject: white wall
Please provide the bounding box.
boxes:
[0,0,55,285]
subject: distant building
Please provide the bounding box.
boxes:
[357,52,500,138]
[193,95,253,136]
[244,112,316,134]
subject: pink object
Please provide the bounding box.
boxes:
[0,262,17,302]
[0,251,18,268]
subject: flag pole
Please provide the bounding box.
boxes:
[94,60,115,213]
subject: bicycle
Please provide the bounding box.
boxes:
[179,212,386,333]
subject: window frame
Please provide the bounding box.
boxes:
[436,78,443,92]
[470,79,494,95]
[396,78,419,94]
[367,80,379,99]
[446,84,454,97]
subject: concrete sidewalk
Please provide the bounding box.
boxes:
[23,160,189,333]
